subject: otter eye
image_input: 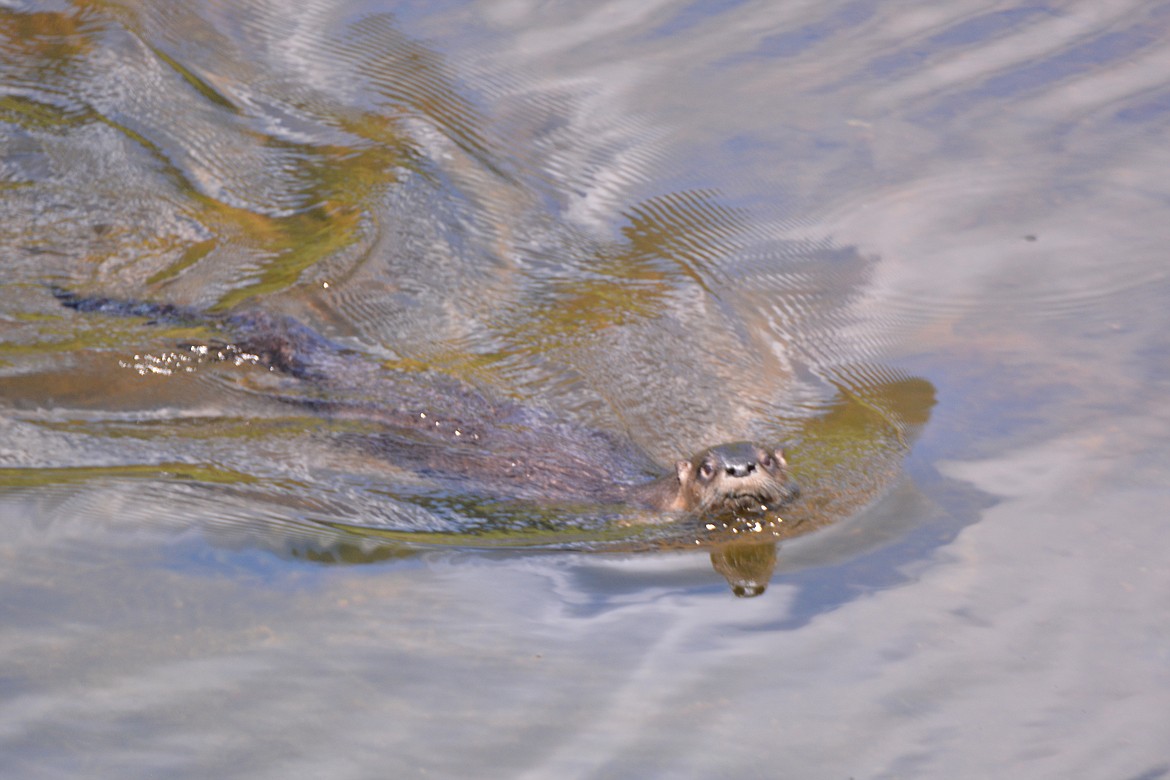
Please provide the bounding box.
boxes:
[699,462,714,480]
[761,454,775,469]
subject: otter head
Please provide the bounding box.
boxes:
[673,441,797,517]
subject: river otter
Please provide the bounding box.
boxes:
[51,287,798,519]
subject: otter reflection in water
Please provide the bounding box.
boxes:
[52,288,926,597]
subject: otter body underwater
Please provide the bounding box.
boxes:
[52,288,798,520]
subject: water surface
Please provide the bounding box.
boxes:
[3,0,1170,777]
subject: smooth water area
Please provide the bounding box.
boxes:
[3,1,1170,777]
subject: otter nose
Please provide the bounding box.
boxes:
[725,462,756,478]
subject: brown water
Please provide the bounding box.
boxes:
[3,1,1170,778]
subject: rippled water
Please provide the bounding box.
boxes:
[3,1,1170,777]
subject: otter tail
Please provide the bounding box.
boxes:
[49,284,205,325]
[48,285,337,380]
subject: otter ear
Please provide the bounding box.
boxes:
[675,459,693,485]
[773,448,787,467]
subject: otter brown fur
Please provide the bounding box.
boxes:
[52,288,798,518]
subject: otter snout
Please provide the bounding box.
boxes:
[724,461,755,478]
[709,441,764,479]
